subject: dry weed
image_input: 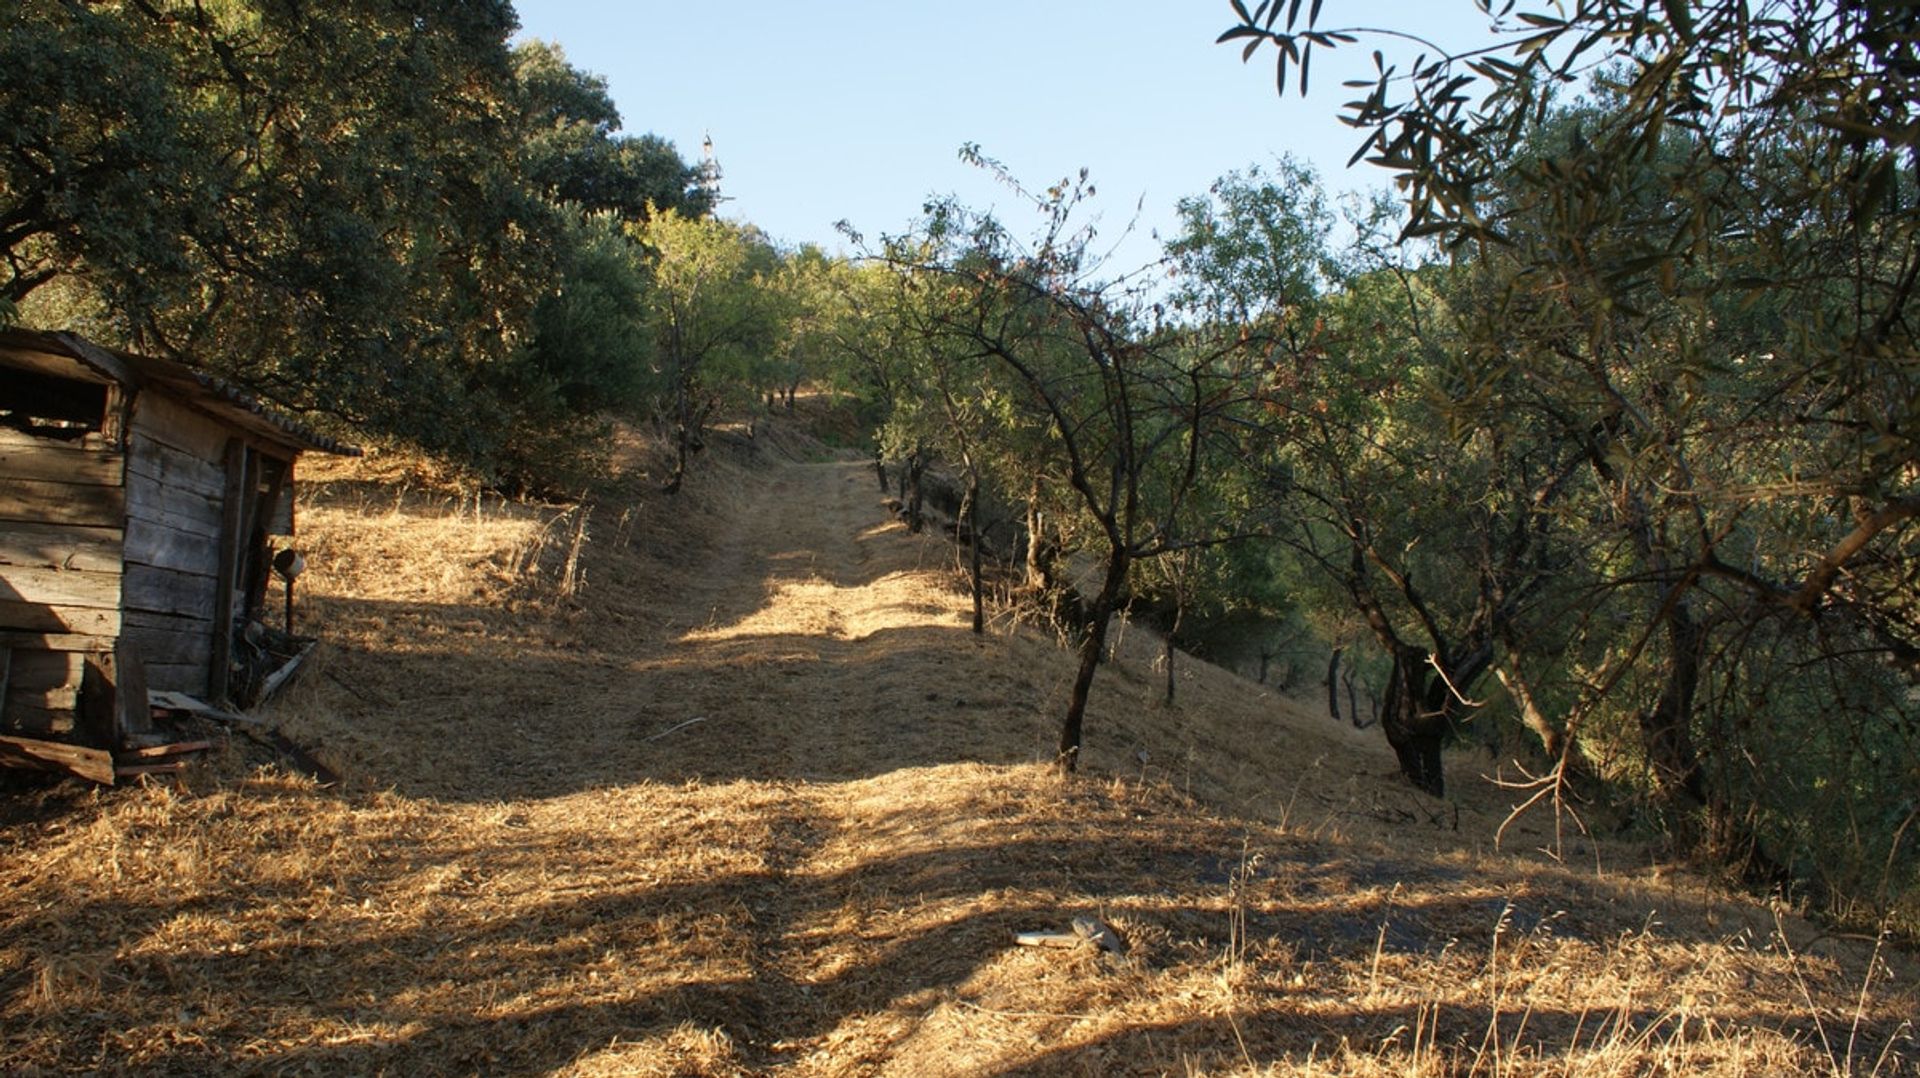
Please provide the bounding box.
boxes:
[1,413,1914,1075]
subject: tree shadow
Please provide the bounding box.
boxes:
[10,777,1906,1074]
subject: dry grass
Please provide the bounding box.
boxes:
[2,411,1915,1076]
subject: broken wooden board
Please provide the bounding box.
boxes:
[148,690,260,726]
[116,739,213,760]
[255,639,317,706]
[0,733,115,785]
[113,761,186,778]
[1014,917,1129,958]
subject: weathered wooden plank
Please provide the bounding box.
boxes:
[122,563,217,621]
[114,761,185,777]
[53,333,140,390]
[0,630,115,652]
[0,440,122,485]
[9,682,79,709]
[0,564,122,608]
[0,733,115,784]
[129,392,227,461]
[118,738,213,760]
[144,662,209,696]
[210,440,247,704]
[148,689,257,725]
[0,702,72,737]
[123,608,212,633]
[256,640,316,704]
[0,345,108,384]
[0,600,119,636]
[123,515,219,576]
[103,641,152,746]
[8,648,85,689]
[119,622,212,667]
[127,432,224,500]
[269,458,296,535]
[0,478,125,527]
[0,522,123,573]
[125,472,222,539]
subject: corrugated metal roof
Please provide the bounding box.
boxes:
[0,327,361,456]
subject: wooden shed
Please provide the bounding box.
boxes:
[0,328,357,780]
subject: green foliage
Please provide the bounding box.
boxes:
[0,3,723,491]
[1221,0,1920,930]
[628,208,785,491]
[512,40,713,222]
[523,212,652,415]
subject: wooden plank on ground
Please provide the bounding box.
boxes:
[0,733,114,784]
[0,479,124,528]
[114,761,184,777]
[256,640,317,704]
[0,523,123,573]
[0,441,122,485]
[118,739,213,760]
[0,564,121,609]
[0,600,120,636]
[148,689,259,725]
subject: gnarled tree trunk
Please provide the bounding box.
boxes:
[1059,546,1129,773]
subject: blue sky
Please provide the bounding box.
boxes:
[509,3,1492,269]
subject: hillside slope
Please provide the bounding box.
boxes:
[2,418,1914,1076]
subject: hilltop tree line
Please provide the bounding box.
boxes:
[2,0,824,490]
[5,1,1914,933]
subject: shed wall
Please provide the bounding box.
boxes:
[123,393,230,695]
[0,426,125,737]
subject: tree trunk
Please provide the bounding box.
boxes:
[1257,649,1271,685]
[967,476,984,635]
[1163,597,1183,708]
[664,423,691,494]
[1058,547,1128,773]
[1379,649,1450,797]
[1326,647,1343,723]
[874,453,889,492]
[1641,601,1708,808]
[905,453,926,534]
[1023,478,1051,591]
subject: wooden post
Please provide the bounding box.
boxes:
[113,640,150,747]
[209,439,250,704]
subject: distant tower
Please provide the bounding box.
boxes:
[699,132,730,208]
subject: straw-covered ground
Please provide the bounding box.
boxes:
[2,410,1916,1076]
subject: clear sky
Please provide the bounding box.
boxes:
[509,2,1492,269]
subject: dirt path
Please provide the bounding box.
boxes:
[550,456,1031,790]
[8,439,1916,1077]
